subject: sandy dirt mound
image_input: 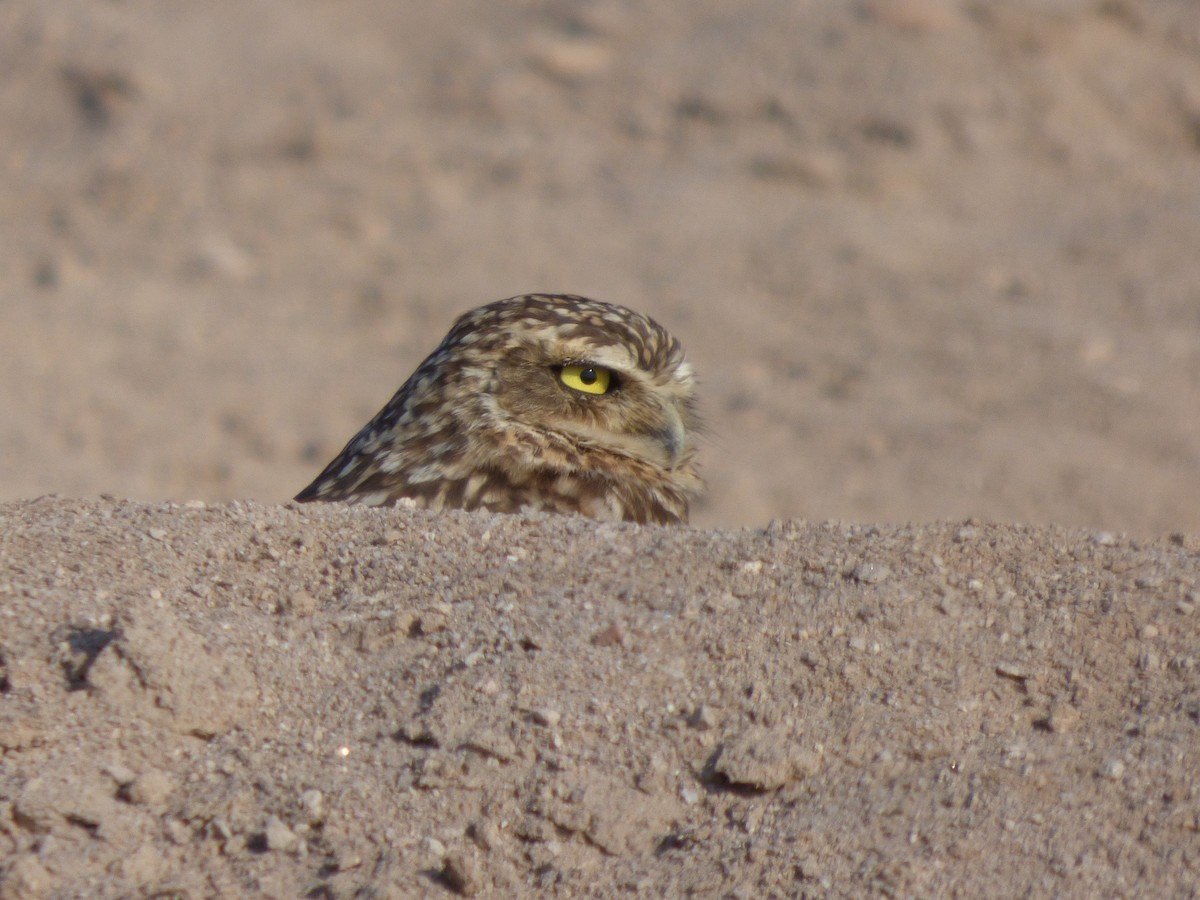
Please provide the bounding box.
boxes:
[2,498,1198,896]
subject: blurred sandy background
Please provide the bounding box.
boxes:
[3,0,1199,533]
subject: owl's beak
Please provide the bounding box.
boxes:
[659,402,689,468]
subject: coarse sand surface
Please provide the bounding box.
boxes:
[2,497,1198,896]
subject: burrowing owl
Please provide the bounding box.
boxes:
[295,294,702,524]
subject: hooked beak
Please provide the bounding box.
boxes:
[659,402,689,468]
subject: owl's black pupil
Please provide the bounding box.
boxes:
[579,368,598,385]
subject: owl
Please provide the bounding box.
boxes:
[295,293,702,524]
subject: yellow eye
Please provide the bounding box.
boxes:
[559,364,612,395]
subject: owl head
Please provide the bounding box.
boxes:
[297,294,703,524]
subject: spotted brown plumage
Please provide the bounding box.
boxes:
[295,294,702,524]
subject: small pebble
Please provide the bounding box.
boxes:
[1044,705,1079,734]
[265,815,299,853]
[442,849,485,896]
[590,622,625,647]
[995,661,1029,681]
[211,818,234,841]
[286,589,318,617]
[415,604,452,635]
[125,769,174,809]
[104,763,136,786]
[468,818,499,850]
[707,592,742,612]
[852,562,890,585]
[300,789,324,824]
[166,819,192,845]
[331,840,365,871]
[689,704,719,730]
[936,593,961,618]
[1098,759,1125,780]
[532,708,561,727]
